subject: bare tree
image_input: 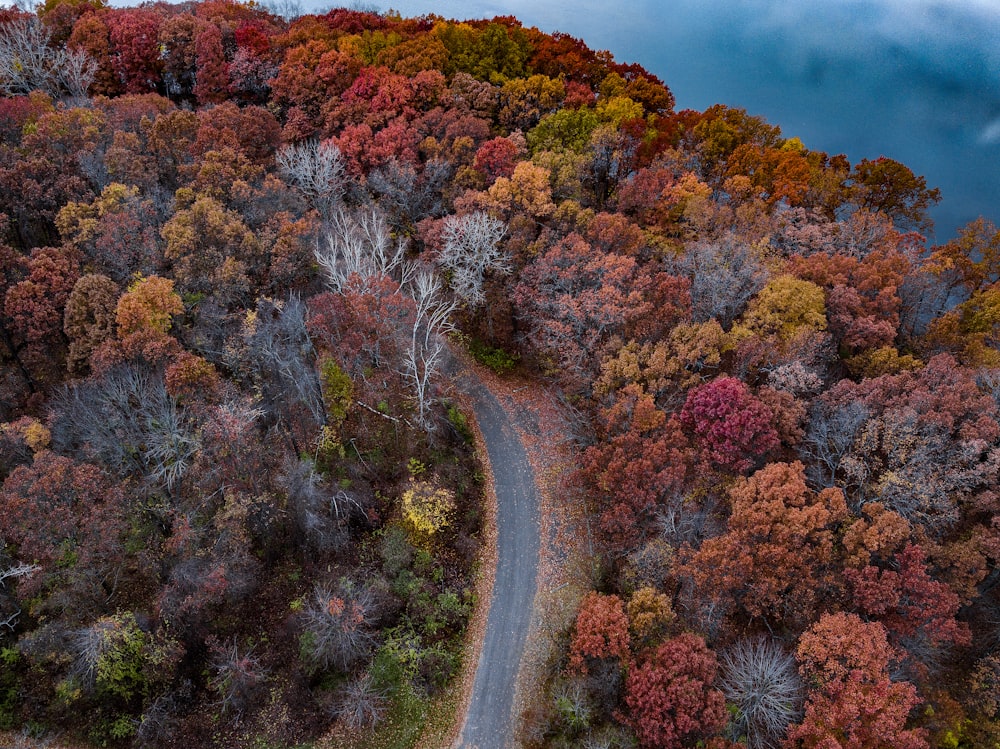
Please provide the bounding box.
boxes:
[367,157,452,227]
[279,458,365,553]
[798,400,869,490]
[0,17,95,99]
[719,637,803,749]
[331,672,387,728]
[437,211,509,307]
[240,295,326,431]
[262,0,303,20]
[404,270,457,431]
[300,579,378,673]
[208,638,267,716]
[0,561,39,635]
[276,140,347,222]
[668,233,769,328]
[315,208,413,293]
[50,364,198,491]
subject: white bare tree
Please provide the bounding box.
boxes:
[276,140,347,221]
[437,211,509,306]
[0,17,96,99]
[719,637,803,749]
[315,206,457,431]
[0,562,40,634]
[404,270,457,430]
[314,208,413,293]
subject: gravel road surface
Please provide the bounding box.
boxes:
[455,372,540,749]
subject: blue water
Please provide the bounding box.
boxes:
[360,0,1000,242]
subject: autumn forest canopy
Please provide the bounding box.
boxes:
[0,1,999,747]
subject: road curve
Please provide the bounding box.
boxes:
[455,372,541,749]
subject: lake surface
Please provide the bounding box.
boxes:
[358,0,1000,242]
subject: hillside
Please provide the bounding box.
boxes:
[0,3,999,748]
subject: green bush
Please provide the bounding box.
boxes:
[445,404,474,444]
[0,646,20,730]
[468,339,519,375]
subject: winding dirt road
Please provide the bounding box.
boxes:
[454,371,541,749]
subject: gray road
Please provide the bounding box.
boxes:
[455,373,540,749]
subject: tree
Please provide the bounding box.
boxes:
[845,542,971,652]
[404,270,457,431]
[436,211,508,306]
[809,354,1000,526]
[314,207,411,294]
[512,233,683,385]
[625,632,727,749]
[568,591,630,674]
[193,22,227,105]
[300,579,377,673]
[0,15,96,98]
[626,587,673,649]
[0,450,126,609]
[72,611,149,700]
[106,8,164,94]
[67,12,120,96]
[473,136,522,184]
[275,139,346,222]
[926,218,1000,299]
[681,462,847,629]
[788,612,927,749]
[63,273,119,373]
[236,295,325,444]
[207,637,267,716]
[668,234,769,328]
[115,275,182,337]
[4,245,81,346]
[576,386,691,550]
[332,672,387,728]
[718,638,802,749]
[160,195,259,300]
[56,182,161,282]
[849,157,940,235]
[49,362,196,493]
[400,479,455,541]
[679,377,779,472]
[731,275,827,344]
[158,13,202,99]
[366,157,452,229]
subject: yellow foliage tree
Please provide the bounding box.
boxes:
[732,275,827,343]
[627,586,674,648]
[400,480,456,540]
[116,275,183,337]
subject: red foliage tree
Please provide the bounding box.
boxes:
[513,233,687,387]
[679,377,779,472]
[577,385,691,550]
[682,461,848,630]
[568,591,630,674]
[625,632,727,748]
[788,612,928,749]
[107,8,164,94]
[846,542,971,650]
[194,22,228,105]
[4,245,81,346]
[0,450,126,603]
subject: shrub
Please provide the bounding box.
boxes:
[300,579,377,673]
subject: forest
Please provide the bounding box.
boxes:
[0,1,998,748]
